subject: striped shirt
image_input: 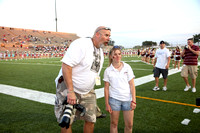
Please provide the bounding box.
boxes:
[183,45,199,65]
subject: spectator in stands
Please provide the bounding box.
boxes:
[54,26,111,133]
[181,38,200,93]
[104,46,136,133]
[153,41,171,91]
[2,37,8,43]
[1,43,5,47]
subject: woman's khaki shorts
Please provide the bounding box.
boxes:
[54,81,97,125]
[181,65,198,79]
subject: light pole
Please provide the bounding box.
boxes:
[55,0,58,32]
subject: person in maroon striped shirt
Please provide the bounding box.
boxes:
[181,38,200,93]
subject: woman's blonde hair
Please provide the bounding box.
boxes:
[108,46,121,66]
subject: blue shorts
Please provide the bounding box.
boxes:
[109,97,131,111]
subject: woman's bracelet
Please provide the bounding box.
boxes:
[131,101,136,104]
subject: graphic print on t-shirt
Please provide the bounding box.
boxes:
[91,49,101,73]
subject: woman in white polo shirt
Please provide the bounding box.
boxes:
[103,46,136,133]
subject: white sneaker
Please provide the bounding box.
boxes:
[192,88,196,93]
[153,86,160,91]
[184,86,191,91]
[163,86,167,91]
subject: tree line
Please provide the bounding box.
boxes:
[193,34,200,44]
[108,33,200,48]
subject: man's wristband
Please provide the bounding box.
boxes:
[131,101,136,104]
[68,90,74,93]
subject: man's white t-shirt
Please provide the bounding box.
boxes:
[103,62,135,101]
[55,38,104,94]
[155,47,170,69]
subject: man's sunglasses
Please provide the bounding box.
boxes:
[96,27,111,33]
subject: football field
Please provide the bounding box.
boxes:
[0,57,200,133]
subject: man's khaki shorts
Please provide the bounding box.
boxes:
[54,81,96,125]
[181,65,198,79]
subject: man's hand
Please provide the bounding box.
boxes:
[187,45,200,56]
[188,45,192,51]
[165,64,169,69]
[67,92,76,105]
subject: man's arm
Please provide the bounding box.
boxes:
[180,49,185,57]
[166,57,170,69]
[62,63,76,105]
[153,58,157,67]
[188,45,200,56]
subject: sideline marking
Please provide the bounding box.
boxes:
[136,96,200,108]
[0,84,55,105]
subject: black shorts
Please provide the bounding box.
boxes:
[153,67,168,79]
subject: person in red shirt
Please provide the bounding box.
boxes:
[181,38,200,93]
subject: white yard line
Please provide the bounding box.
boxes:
[0,84,55,105]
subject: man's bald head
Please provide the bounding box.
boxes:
[93,26,111,35]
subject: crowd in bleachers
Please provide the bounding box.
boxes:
[0,26,79,60]
[0,45,69,60]
[0,26,78,46]
[0,26,142,60]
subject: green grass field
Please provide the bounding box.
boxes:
[0,57,200,133]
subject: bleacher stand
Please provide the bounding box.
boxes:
[0,26,79,60]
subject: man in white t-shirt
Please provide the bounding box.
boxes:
[55,26,111,133]
[153,41,171,91]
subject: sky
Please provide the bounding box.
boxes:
[0,0,200,48]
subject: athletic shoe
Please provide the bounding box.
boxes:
[163,86,167,91]
[184,85,191,91]
[153,86,160,91]
[192,88,196,93]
